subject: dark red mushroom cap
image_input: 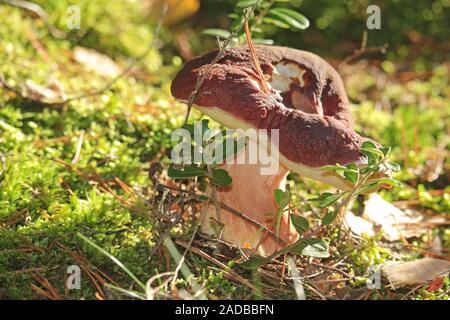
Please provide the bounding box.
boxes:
[171,45,367,169]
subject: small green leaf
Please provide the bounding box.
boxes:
[240,255,269,269]
[355,178,400,195]
[197,195,209,202]
[236,0,258,9]
[344,171,358,183]
[354,181,378,195]
[274,189,290,209]
[210,168,232,187]
[291,215,309,234]
[268,10,302,30]
[361,148,384,160]
[268,8,309,30]
[290,239,330,258]
[361,141,385,160]
[262,17,290,29]
[273,189,290,238]
[322,163,360,182]
[274,189,283,206]
[168,165,207,179]
[322,210,338,225]
[373,177,401,187]
[321,164,347,172]
[385,162,401,172]
[343,164,359,183]
[361,141,378,149]
[380,146,391,156]
[202,28,232,39]
[309,192,345,208]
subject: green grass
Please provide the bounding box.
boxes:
[0,1,448,300]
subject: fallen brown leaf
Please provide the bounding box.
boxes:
[73,46,122,77]
[382,258,450,289]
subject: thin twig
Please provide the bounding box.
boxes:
[310,261,353,279]
[170,188,213,296]
[401,284,423,300]
[302,282,326,300]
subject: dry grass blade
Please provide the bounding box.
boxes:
[77,232,146,291]
[104,283,146,300]
[31,272,65,300]
[0,209,28,227]
[244,16,270,94]
[56,241,119,299]
[163,237,207,299]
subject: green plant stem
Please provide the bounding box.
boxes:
[163,237,208,300]
[77,232,146,291]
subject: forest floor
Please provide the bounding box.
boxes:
[0,2,449,300]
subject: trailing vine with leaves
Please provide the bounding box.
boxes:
[168,119,244,188]
[240,142,401,269]
[311,141,401,226]
[168,124,401,269]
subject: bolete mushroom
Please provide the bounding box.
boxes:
[171,45,383,255]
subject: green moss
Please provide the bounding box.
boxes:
[0,0,448,300]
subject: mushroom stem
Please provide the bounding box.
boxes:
[201,145,299,256]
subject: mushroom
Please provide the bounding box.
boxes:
[171,45,383,255]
